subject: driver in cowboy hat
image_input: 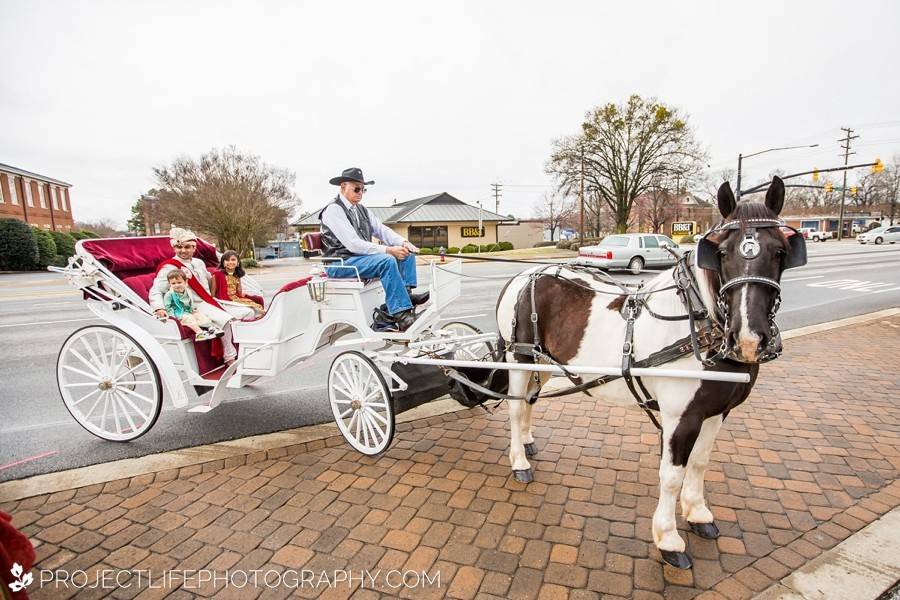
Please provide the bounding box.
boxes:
[319,167,429,332]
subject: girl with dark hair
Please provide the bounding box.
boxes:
[211,251,265,315]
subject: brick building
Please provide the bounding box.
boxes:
[0,163,74,232]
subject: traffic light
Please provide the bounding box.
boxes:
[812,169,820,182]
[850,186,858,196]
[873,158,885,173]
[824,182,833,193]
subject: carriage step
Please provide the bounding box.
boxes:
[188,405,214,413]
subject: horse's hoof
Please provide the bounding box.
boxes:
[524,442,537,457]
[512,469,534,483]
[660,550,693,570]
[689,521,720,539]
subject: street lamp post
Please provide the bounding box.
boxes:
[735,144,819,200]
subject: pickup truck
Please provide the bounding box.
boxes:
[799,228,832,242]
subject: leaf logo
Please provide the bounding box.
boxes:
[8,562,33,592]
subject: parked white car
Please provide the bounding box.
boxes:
[858,225,900,245]
[575,233,684,274]
[799,228,832,242]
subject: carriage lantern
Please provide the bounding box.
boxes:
[307,277,328,303]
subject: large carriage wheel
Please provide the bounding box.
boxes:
[57,325,162,441]
[329,351,394,455]
[440,321,494,361]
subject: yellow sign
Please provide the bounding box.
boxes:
[461,226,485,238]
[824,183,833,193]
[812,169,819,182]
[873,158,885,173]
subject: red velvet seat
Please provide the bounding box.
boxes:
[80,236,223,360]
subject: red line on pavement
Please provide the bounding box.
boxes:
[0,451,59,472]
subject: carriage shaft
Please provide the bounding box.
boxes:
[389,356,751,383]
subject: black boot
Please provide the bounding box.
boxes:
[394,309,417,332]
[407,287,430,306]
[372,306,399,332]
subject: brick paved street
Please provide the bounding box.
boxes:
[3,315,899,599]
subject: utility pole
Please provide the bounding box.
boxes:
[579,144,585,242]
[491,183,502,215]
[837,127,859,240]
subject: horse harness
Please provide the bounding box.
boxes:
[498,255,724,431]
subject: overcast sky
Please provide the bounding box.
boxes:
[2,0,899,227]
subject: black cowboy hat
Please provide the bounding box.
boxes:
[329,167,374,186]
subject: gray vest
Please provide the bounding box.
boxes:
[318,196,374,258]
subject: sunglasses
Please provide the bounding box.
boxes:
[351,186,367,194]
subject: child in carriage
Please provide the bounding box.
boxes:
[211,251,265,316]
[163,269,227,341]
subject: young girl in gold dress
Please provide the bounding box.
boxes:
[211,251,265,316]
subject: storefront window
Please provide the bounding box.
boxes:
[408,226,448,249]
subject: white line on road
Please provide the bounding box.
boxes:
[0,317,99,329]
[782,275,825,283]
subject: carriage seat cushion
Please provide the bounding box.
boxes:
[302,232,322,251]
[122,272,156,302]
[80,236,219,280]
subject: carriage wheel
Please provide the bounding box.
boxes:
[57,326,162,442]
[440,321,493,361]
[329,351,394,455]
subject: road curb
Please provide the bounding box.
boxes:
[753,506,900,600]
[1,307,898,504]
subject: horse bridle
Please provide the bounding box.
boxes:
[697,218,807,364]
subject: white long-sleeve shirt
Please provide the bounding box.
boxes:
[320,194,406,255]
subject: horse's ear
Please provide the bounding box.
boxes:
[717,181,736,218]
[765,176,785,215]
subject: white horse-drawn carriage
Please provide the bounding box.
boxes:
[51,235,751,454]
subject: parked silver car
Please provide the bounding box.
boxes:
[575,233,683,274]
[858,225,900,245]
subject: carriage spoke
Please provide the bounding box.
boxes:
[114,390,150,424]
[111,391,123,434]
[126,380,155,386]
[335,363,359,398]
[339,407,353,418]
[99,393,110,432]
[112,392,139,434]
[79,337,106,375]
[366,407,389,427]
[63,364,103,381]
[354,409,363,442]
[334,366,355,397]
[69,348,103,378]
[95,332,111,370]
[70,388,101,407]
[111,344,136,379]
[361,412,380,446]
[118,386,158,405]
[63,382,105,388]
[81,391,105,421]
[332,382,354,400]
[360,412,370,447]
[346,410,358,432]
[116,361,150,381]
[332,397,352,405]
[363,389,383,402]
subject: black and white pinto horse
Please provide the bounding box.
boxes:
[495,177,801,569]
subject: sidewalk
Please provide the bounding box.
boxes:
[2,312,899,599]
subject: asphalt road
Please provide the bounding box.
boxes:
[1,242,899,481]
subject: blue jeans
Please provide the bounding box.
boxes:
[326,253,417,315]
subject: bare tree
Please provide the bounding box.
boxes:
[153,146,299,257]
[547,95,706,233]
[533,192,575,241]
[75,218,122,237]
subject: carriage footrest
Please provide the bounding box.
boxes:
[188,405,214,413]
